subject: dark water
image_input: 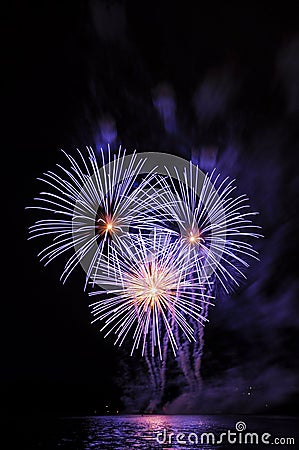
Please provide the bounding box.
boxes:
[4,414,298,449]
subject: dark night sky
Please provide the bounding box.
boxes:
[4,1,299,416]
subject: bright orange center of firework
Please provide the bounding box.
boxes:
[127,261,177,311]
[188,230,202,244]
[128,264,176,311]
[106,222,113,231]
[96,215,116,236]
[148,285,161,307]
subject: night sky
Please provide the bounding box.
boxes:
[5,1,299,417]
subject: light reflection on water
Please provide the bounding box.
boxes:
[52,415,298,449]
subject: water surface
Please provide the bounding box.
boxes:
[6,414,298,449]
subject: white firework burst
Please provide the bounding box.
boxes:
[89,231,214,359]
[150,164,262,293]
[27,145,159,287]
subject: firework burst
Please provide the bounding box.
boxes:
[27,145,158,287]
[27,148,262,360]
[89,231,214,358]
[149,164,262,293]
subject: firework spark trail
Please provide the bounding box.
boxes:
[189,284,213,387]
[143,316,171,411]
[144,342,159,402]
[146,334,163,411]
[178,283,212,391]
[193,295,211,383]
[89,231,213,358]
[174,318,198,391]
[27,145,160,288]
[160,323,170,393]
[171,284,212,394]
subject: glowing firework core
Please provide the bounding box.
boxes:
[97,215,117,237]
[106,222,113,232]
[188,230,202,245]
[128,262,172,310]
